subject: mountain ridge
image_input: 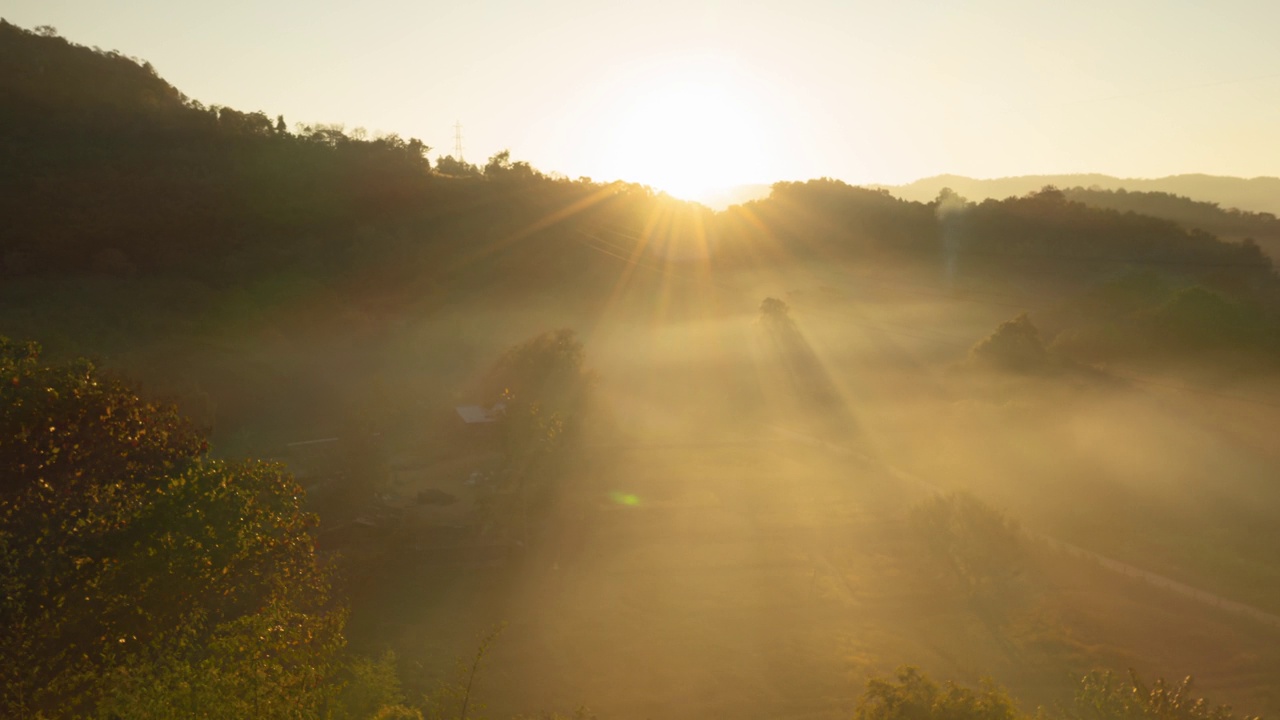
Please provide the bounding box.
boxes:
[871,173,1280,215]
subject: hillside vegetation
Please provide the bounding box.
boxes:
[876,173,1280,216]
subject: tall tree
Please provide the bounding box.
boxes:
[0,338,344,718]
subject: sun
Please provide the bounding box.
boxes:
[594,58,773,201]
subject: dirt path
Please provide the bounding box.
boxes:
[770,424,1280,632]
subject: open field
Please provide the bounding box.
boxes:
[347,434,1280,719]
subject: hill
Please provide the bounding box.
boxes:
[704,179,1280,262]
[1058,186,1280,258]
[875,173,1280,216]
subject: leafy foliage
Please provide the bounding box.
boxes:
[856,666,1021,720]
[0,338,204,499]
[1063,670,1257,720]
[424,624,506,720]
[481,329,592,462]
[0,339,343,718]
[484,150,540,181]
[910,493,1026,602]
[1048,276,1280,367]
[436,154,481,177]
[337,651,411,720]
[856,667,1257,720]
[971,314,1049,373]
[476,330,593,536]
[481,329,588,411]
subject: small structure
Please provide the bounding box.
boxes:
[454,402,506,425]
[448,402,506,449]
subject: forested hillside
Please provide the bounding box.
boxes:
[6,15,1280,438]
[5,19,1274,317]
[5,20,1280,720]
[877,173,1280,216]
[1060,187,1280,256]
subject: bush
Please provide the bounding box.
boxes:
[971,314,1049,373]
[910,492,1025,602]
[856,666,1021,720]
[1062,670,1257,720]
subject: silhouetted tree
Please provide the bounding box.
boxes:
[435,154,481,177]
[759,296,792,324]
[910,492,1025,601]
[971,314,1049,373]
[484,149,538,180]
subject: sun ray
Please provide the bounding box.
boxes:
[442,183,618,277]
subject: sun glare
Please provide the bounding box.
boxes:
[594,59,773,201]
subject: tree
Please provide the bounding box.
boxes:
[856,666,1021,720]
[483,149,537,180]
[854,666,1256,720]
[480,328,588,416]
[1063,670,1256,720]
[759,296,792,324]
[487,329,591,465]
[0,339,344,718]
[436,154,481,177]
[910,492,1025,602]
[971,314,1049,373]
[474,331,592,539]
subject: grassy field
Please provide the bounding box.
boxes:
[345,432,1280,719]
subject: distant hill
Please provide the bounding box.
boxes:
[1057,187,1280,261]
[4,18,1275,305]
[870,174,1280,261]
[875,173,1280,216]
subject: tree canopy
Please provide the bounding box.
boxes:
[855,667,1020,720]
[0,338,343,718]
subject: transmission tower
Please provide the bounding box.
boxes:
[453,121,464,160]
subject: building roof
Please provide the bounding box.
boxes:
[455,402,505,424]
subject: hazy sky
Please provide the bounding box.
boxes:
[7,1,1280,196]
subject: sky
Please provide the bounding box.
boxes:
[7,0,1280,198]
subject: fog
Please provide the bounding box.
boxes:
[10,230,1280,716]
[301,255,1280,718]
